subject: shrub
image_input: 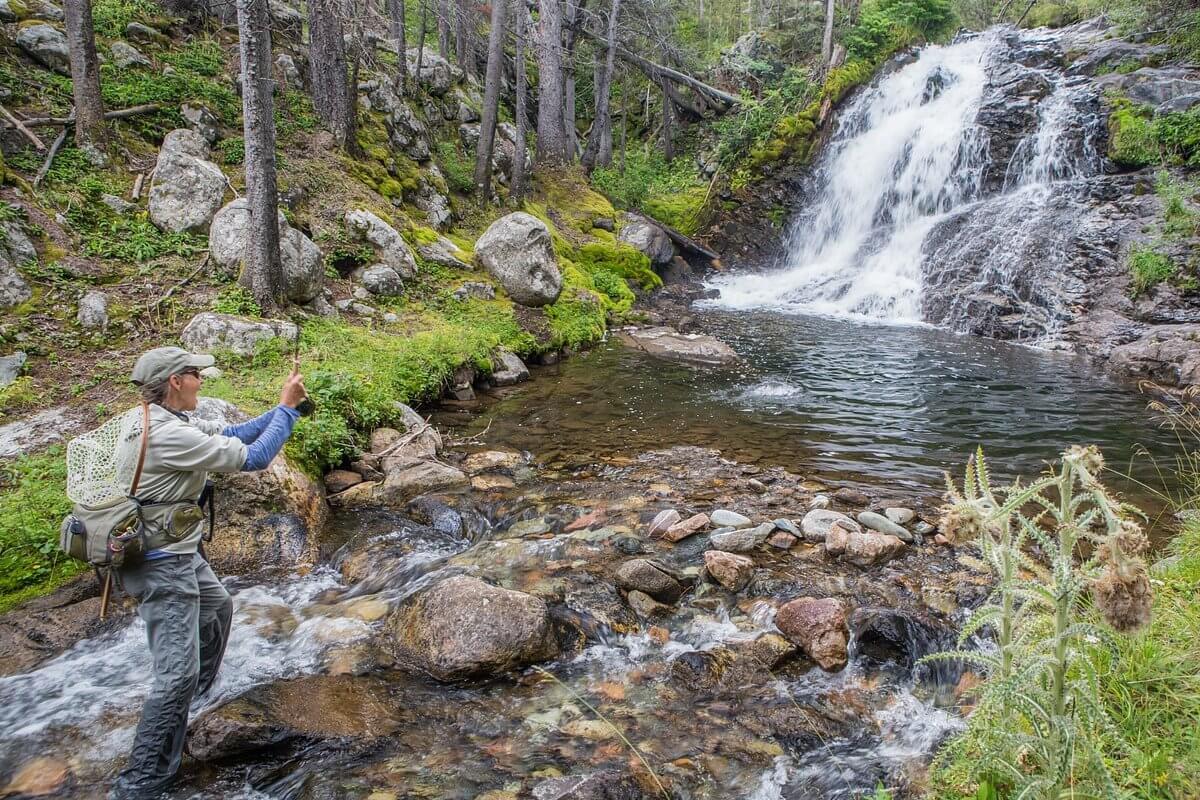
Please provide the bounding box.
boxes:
[845,0,954,61]
[0,448,80,611]
[436,139,475,194]
[1128,245,1177,296]
[217,137,245,165]
[212,285,262,317]
[1109,97,1200,168]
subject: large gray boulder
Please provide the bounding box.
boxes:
[76,290,108,330]
[618,213,675,265]
[388,575,560,681]
[404,47,453,95]
[1109,324,1200,390]
[0,217,34,310]
[1096,67,1200,109]
[180,312,298,356]
[149,129,227,234]
[474,213,562,307]
[16,24,69,74]
[110,40,150,68]
[208,198,324,303]
[344,209,417,278]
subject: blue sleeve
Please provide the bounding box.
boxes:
[222,406,284,444]
[241,405,301,471]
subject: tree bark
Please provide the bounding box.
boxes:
[535,0,569,165]
[821,0,835,67]
[416,0,428,75]
[561,0,584,158]
[618,70,626,174]
[308,0,358,149]
[389,0,407,85]
[473,0,507,197]
[454,0,470,73]
[236,0,285,311]
[661,78,673,162]
[64,0,105,148]
[437,0,449,57]
[511,0,529,200]
[580,0,619,173]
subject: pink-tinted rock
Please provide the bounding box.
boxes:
[775,597,848,671]
[664,512,709,542]
[324,469,363,494]
[703,550,754,591]
[825,523,904,567]
[768,531,797,550]
[647,508,682,537]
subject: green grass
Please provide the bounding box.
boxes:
[1129,244,1178,297]
[1109,98,1200,168]
[436,139,475,195]
[0,447,82,612]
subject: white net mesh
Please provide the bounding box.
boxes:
[66,406,147,507]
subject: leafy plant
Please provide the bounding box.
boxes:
[1128,245,1177,297]
[217,137,245,165]
[212,285,263,317]
[928,446,1153,799]
[436,139,475,194]
[0,448,81,610]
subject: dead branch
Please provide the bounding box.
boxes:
[33,117,72,188]
[0,103,46,150]
[149,254,211,311]
[21,104,161,128]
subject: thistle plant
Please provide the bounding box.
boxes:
[928,446,1154,799]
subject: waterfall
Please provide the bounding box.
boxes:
[705,26,1106,340]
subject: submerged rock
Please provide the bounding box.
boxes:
[614,558,684,603]
[615,327,739,366]
[775,597,848,671]
[388,575,560,681]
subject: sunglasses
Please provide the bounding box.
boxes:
[178,368,202,379]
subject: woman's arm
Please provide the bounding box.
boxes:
[222,406,283,444]
[241,405,301,470]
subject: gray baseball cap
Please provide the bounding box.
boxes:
[131,347,215,386]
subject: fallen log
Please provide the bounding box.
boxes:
[20,104,161,127]
[33,109,72,188]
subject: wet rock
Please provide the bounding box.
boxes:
[775,597,848,671]
[618,213,675,265]
[1109,324,1200,391]
[768,531,797,549]
[565,508,606,532]
[800,509,860,543]
[0,757,68,797]
[110,39,150,68]
[360,264,404,296]
[857,511,912,541]
[149,128,226,233]
[188,675,400,760]
[388,575,560,681]
[884,507,915,525]
[703,550,754,591]
[180,312,298,356]
[914,520,935,536]
[615,559,684,603]
[849,607,954,677]
[462,449,523,473]
[709,523,771,552]
[825,524,904,567]
[0,575,130,676]
[664,512,709,542]
[491,350,530,385]
[324,469,363,494]
[0,352,25,388]
[710,509,752,528]
[209,199,324,302]
[809,493,831,510]
[474,212,562,306]
[504,517,550,537]
[615,327,739,366]
[345,209,418,279]
[75,290,108,330]
[16,24,69,74]
[626,589,671,620]
[1096,67,1200,109]
[406,495,465,537]
[773,518,800,536]
[834,487,869,506]
[376,456,468,505]
[532,770,647,800]
[1066,39,1167,77]
[647,509,681,536]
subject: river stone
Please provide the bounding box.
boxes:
[626,589,671,619]
[491,350,530,385]
[914,520,935,536]
[209,199,324,302]
[775,597,848,671]
[800,509,860,543]
[474,213,562,307]
[615,327,738,366]
[532,770,645,800]
[884,507,915,525]
[180,312,297,356]
[324,469,362,494]
[710,509,753,528]
[834,487,870,506]
[0,757,69,797]
[345,209,418,279]
[0,352,26,388]
[16,24,69,74]
[647,508,681,537]
[809,493,831,510]
[108,41,149,70]
[75,290,108,330]
[709,522,772,553]
[614,559,683,603]
[149,129,226,233]
[704,550,754,591]
[360,264,404,296]
[825,524,904,567]
[505,517,550,537]
[462,450,522,473]
[857,511,912,541]
[618,213,675,264]
[388,575,559,681]
[664,512,709,542]
[768,531,798,549]
[376,456,467,505]
[773,518,800,536]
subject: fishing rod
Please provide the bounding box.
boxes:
[292,333,316,417]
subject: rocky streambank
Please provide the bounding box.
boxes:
[0,401,982,798]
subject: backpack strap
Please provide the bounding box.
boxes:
[130,402,151,496]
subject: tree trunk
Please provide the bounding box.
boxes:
[64,0,105,148]
[416,0,428,75]
[661,78,673,162]
[561,0,583,158]
[389,0,407,84]
[309,0,358,149]
[236,0,285,311]
[581,0,619,173]
[619,71,626,174]
[454,0,469,73]
[535,0,569,165]
[821,0,835,67]
[511,0,529,200]
[437,0,449,58]
[473,0,507,197]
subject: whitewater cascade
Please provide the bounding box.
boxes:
[707,26,1105,340]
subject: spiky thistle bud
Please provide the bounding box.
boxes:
[1091,558,1153,633]
[1062,444,1105,477]
[937,500,990,544]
